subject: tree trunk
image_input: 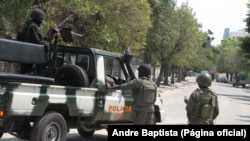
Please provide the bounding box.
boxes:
[163,65,169,85]
[181,68,187,81]
[177,67,181,82]
[156,64,167,86]
[171,65,175,84]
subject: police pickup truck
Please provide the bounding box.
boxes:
[0,38,165,140]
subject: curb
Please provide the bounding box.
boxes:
[157,77,196,92]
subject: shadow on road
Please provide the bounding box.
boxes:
[67,133,107,141]
[1,133,108,141]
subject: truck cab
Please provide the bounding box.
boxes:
[36,44,164,124]
[41,45,136,123]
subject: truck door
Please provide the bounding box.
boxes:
[93,56,135,123]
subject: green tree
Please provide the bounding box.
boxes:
[170,3,206,82]
[245,1,250,33]
[147,0,178,86]
[239,37,250,72]
[147,0,206,86]
[202,29,215,48]
[0,0,152,55]
[56,0,152,54]
[0,0,34,38]
[216,38,243,81]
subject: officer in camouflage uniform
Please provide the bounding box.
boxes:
[186,73,219,125]
[106,64,157,125]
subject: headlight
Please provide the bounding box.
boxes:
[0,87,6,95]
[0,110,4,118]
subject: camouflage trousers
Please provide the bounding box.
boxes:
[133,111,155,125]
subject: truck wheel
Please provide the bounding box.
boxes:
[0,132,3,139]
[30,112,67,141]
[77,128,95,137]
[54,64,89,87]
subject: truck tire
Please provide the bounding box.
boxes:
[30,112,67,141]
[77,128,95,137]
[54,64,89,87]
[0,132,3,139]
[242,84,246,88]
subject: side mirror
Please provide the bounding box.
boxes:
[122,49,135,80]
[122,49,133,64]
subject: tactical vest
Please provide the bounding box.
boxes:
[190,88,216,124]
[133,77,157,107]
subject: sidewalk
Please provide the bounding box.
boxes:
[157,76,196,92]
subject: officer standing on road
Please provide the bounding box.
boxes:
[106,64,157,125]
[18,8,46,74]
[185,73,219,125]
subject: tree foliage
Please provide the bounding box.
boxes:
[245,2,250,33]
[0,0,34,37]
[146,0,210,85]
[0,0,231,85]
[171,4,206,68]
[216,38,242,73]
[239,36,250,68]
[0,0,152,55]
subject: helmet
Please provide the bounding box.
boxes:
[138,64,151,77]
[30,8,45,22]
[196,73,212,87]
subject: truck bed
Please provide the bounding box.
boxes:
[0,72,54,85]
[0,80,98,117]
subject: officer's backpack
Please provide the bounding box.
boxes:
[16,22,31,42]
[16,25,27,42]
[196,89,216,118]
[135,78,157,107]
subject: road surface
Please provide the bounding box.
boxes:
[2,76,250,140]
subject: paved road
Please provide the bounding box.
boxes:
[158,76,250,125]
[1,129,108,141]
[2,76,250,140]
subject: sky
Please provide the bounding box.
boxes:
[177,0,249,46]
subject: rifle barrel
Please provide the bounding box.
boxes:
[57,13,75,29]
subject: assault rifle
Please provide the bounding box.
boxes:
[46,10,77,40]
[57,11,76,29]
[46,11,78,75]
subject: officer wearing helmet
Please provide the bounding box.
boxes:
[18,8,46,74]
[20,8,45,44]
[185,73,219,124]
[106,64,157,125]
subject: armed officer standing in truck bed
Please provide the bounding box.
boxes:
[17,8,46,74]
